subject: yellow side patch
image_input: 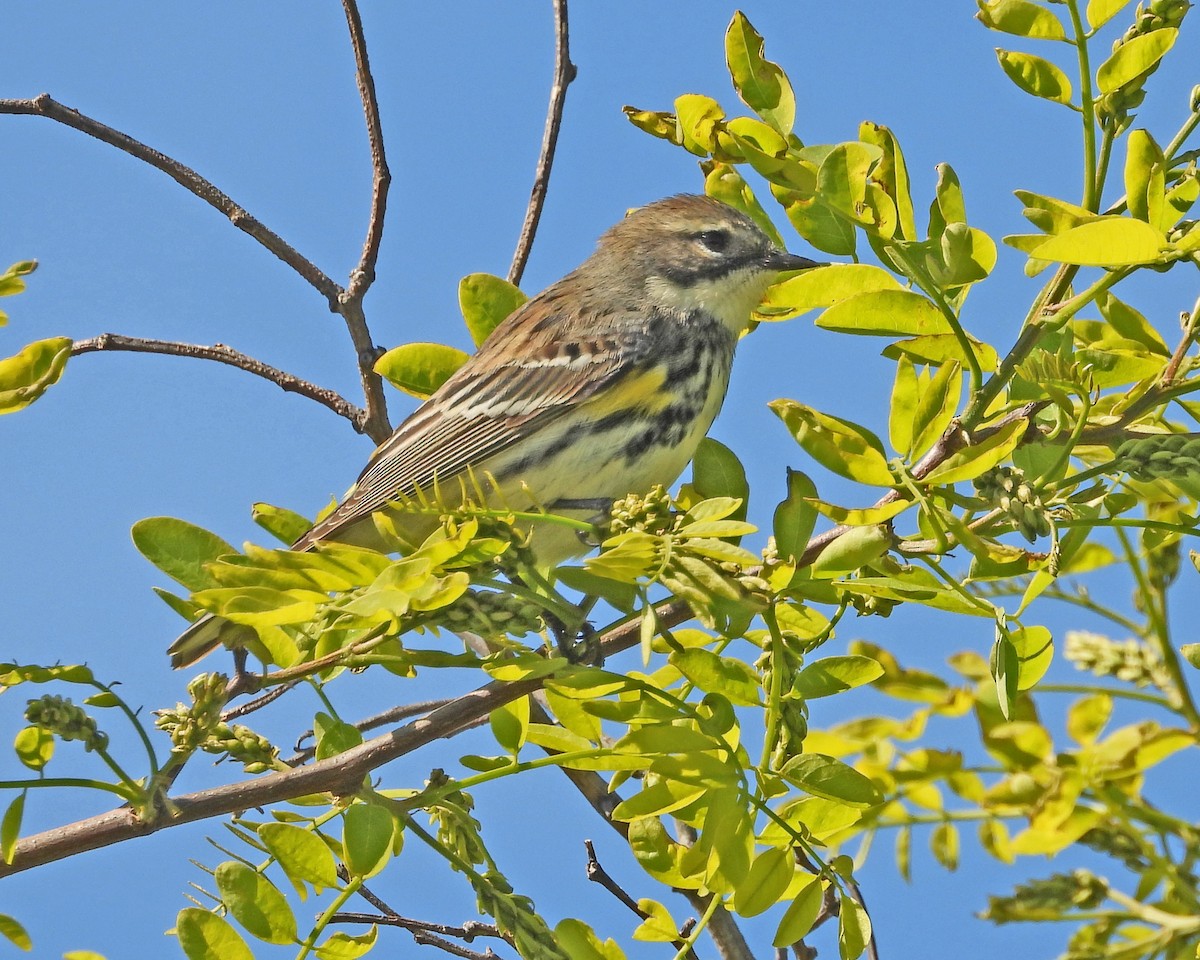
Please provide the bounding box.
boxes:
[578,365,674,418]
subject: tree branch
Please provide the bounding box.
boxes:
[507,0,576,287]
[0,609,663,879]
[0,94,343,307]
[71,333,364,426]
[336,0,393,444]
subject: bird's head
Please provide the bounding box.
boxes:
[586,194,822,332]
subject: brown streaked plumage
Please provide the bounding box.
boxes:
[168,195,821,666]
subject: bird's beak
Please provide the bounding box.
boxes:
[765,249,825,273]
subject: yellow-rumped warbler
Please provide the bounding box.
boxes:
[168,195,820,666]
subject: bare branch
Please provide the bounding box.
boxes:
[71,334,364,427]
[341,0,391,299]
[0,610,662,878]
[798,401,1046,567]
[0,95,343,306]
[287,699,455,764]
[507,0,576,287]
[585,840,700,960]
[221,681,300,722]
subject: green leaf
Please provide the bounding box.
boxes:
[889,354,918,456]
[690,438,749,520]
[214,861,297,945]
[251,503,312,546]
[612,780,708,821]
[1087,0,1132,28]
[773,469,817,565]
[555,918,626,960]
[1031,216,1165,265]
[13,726,53,770]
[772,877,823,946]
[991,632,1020,720]
[131,517,237,592]
[806,497,910,527]
[490,695,530,753]
[817,142,881,222]
[314,712,364,760]
[0,260,37,302]
[0,913,31,951]
[1096,29,1177,93]
[859,121,917,241]
[976,0,1067,39]
[342,803,395,878]
[1011,624,1053,690]
[782,196,857,256]
[459,273,528,347]
[931,822,960,871]
[0,337,72,415]
[922,418,1028,485]
[315,926,378,960]
[632,898,679,942]
[911,360,963,459]
[817,289,952,338]
[794,655,885,699]
[1096,291,1169,355]
[838,893,872,960]
[258,822,338,893]
[995,49,1072,104]
[1124,129,1165,226]
[781,753,882,808]
[2,793,24,864]
[670,648,761,706]
[809,524,892,578]
[725,12,795,135]
[757,264,901,321]
[732,846,792,917]
[770,400,894,486]
[675,94,725,155]
[175,908,255,960]
[374,342,469,399]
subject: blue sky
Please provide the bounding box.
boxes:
[2,3,1198,958]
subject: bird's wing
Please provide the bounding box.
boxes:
[295,304,653,548]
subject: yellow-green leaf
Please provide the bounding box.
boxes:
[374,342,469,399]
[757,264,901,322]
[922,418,1028,485]
[977,0,1067,40]
[214,861,297,945]
[794,655,885,699]
[889,354,918,456]
[0,913,31,951]
[770,400,894,486]
[0,337,71,415]
[781,753,882,808]
[995,49,1072,104]
[1124,129,1166,227]
[131,517,236,592]
[175,909,255,960]
[725,12,795,135]
[342,804,395,879]
[1096,29,1177,93]
[459,273,527,347]
[733,846,793,917]
[807,497,911,527]
[258,822,338,893]
[817,289,952,337]
[772,877,823,946]
[838,893,872,960]
[1032,217,1166,266]
[1087,0,1132,28]
[911,360,963,459]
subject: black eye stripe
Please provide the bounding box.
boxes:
[697,229,731,253]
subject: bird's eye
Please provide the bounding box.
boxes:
[696,229,730,253]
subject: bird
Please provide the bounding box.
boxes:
[168,194,822,667]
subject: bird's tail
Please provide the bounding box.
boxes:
[167,612,256,669]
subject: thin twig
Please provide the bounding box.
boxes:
[507,0,576,287]
[341,0,391,299]
[0,95,343,306]
[288,699,455,764]
[221,680,300,722]
[71,334,364,426]
[335,0,392,443]
[585,840,700,960]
